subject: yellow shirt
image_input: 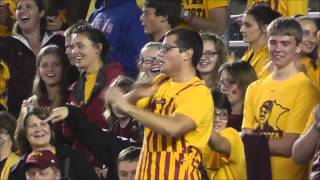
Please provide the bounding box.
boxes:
[0,152,20,180]
[0,25,11,37]
[86,0,97,21]
[242,46,269,76]
[179,0,229,29]
[242,72,319,180]
[84,73,97,103]
[257,61,272,79]
[298,57,320,89]
[135,74,213,180]
[183,0,229,17]
[136,0,143,9]
[247,0,308,16]
[203,128,246,180]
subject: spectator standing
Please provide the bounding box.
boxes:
[140,0,182,42]
[11,106,98,180]
[292,104,320,180]
[89,0,149,78]
[296,16,320,88]
[240,4,281,76]
[105,28,213,179]
[247,0,308,17]
[0,0,65,117]
[197,32,228,89]
[242,17,319,180]
[180,0,229,36]
[218,61,257,131]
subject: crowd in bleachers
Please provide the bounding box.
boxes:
[0,0,319,180]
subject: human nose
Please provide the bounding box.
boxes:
[71,47,78,56]
[47,64,54,71]
[240,24,245,33]
[157,49,164,58]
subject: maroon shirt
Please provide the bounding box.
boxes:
[228,114,243,132]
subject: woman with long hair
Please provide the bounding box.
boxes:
[67,24,124,176]
[296,16,319,88]
[218,61,257,131]
[0,0,65,117]
[10,106,98,180]
[240,3,281,77]
[197,33,228,89]
[28,45,70,112]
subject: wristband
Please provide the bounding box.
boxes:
[182,10,194,24]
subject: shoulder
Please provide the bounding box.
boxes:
[220,128,241,139]
[152,74,170,86]
[292,73,318,90]
[1,35,23,45]
[47,33,65,46]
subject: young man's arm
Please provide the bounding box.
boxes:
[292,104,320,164]
[243,128,298,157]
[128,105,196,137]
[106,86,197,137]
[182,7,227,36]
[268,133,299,157]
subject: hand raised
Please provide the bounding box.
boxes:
[44,107,69,123]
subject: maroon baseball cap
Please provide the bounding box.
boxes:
[25,150,59,169]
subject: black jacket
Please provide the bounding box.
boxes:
[0,32,65,117]
[65,105,141,179]
[9,144,98,180]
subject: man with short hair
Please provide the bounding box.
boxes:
[105,28,213,179]
[117,146,141,180]
[25,150,61,180]
[242,17,319,180]
[140,0,182,42]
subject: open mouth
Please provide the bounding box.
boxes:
[46,73,56,78]
[33,134,46,139]
[20,16,30,22]
[150,66,161,73]
[198,59,211,66]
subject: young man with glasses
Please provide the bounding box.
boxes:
[242,17,319,180]
[105,28,213,179]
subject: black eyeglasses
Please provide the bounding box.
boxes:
[140,56,158,64]
[213,110,228,120]
[202,50,217,59]
[218,79,236,88]
[159,44,185,53]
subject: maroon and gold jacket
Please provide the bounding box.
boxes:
[65,62,124,167]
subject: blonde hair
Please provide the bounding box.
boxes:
[0,60,10,109]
